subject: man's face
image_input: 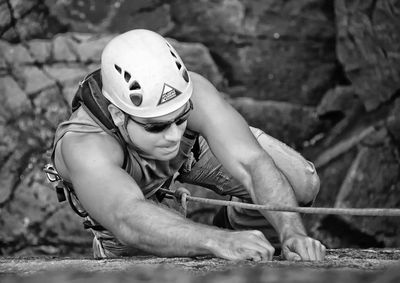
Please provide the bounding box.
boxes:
[125,102,191,161]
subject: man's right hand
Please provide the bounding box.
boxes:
[210,230,275,261]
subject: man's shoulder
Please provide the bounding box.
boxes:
[190,71,221,101]
[62,130,113,147]
[186,71,227,134]
[57,131,124,172]
[190,71,211,87]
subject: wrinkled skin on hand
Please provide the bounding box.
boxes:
[213,230,275,261]
[281,234,326,261]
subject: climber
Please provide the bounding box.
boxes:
[51,29,325,261]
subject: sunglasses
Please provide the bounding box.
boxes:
[129,100,193,133]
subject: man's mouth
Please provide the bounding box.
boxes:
[161,143,179,152]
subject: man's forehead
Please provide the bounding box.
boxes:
[132,102,188,123]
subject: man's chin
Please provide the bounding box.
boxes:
[154,148,179,161]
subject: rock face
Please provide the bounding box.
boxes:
[335,0,400,111]
[0,0,399,256]
[1,249,399,280]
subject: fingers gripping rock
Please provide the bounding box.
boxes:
[212,230,275,261]
[282,235,326,261]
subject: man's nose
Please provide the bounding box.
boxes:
[163,123,182,142]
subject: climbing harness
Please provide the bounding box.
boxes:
[44,164,89,218]
[158,188,400,218]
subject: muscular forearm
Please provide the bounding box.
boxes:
[112,199,221,257]
[246,154,307,242]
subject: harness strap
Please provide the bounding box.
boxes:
[192,135,201,161]
[72,69,129,169]
[45,165,106,230]
[75,70,115,130]
[155,176,174,202]
[83,219,106,231]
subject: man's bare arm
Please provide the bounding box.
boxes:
[55,132,274,260]
[188,72,325,260]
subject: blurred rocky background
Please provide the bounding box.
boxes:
[0,0,399,257]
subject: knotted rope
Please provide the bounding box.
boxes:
[44,165,400,218]
[159,188,400,218]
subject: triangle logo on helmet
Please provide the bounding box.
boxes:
[158,83,182,105]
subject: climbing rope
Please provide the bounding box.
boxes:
[44,165,400,218]
[159,188,400,218]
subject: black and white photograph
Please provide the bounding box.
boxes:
[0,0,399,282]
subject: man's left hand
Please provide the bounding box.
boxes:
[281,234,326,261]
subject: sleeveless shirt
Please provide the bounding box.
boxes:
[52,106,197,198]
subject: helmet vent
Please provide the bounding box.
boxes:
[130,93,143,106]
[129,81,141,91]
[114,64,122,74]
[124,71,131,83]
[170,51,177,58]
[182,69,189,83]
[176,61,182,70]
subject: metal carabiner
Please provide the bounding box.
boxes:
[44,164,61,182]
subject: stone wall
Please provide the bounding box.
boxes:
[0,0,399,256]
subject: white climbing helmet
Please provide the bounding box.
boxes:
[101,29,193,118]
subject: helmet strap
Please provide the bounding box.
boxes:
[119,115,133,144]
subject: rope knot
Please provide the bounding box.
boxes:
[173,187,191,199]
[174,187,191,217]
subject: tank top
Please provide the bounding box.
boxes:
[52,106,198,198]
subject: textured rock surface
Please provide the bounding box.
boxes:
[231,97,325,148]
[0,0,399,258]
[0,250,400,282]
[334,129,400,247]
[169,0,338,106]
[335,0,400,111]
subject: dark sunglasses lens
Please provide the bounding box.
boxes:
[142,102,192,132]
[145,123,170,133]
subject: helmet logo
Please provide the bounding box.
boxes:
[158,83,182,105]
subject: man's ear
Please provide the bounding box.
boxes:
[108,104,125,127]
